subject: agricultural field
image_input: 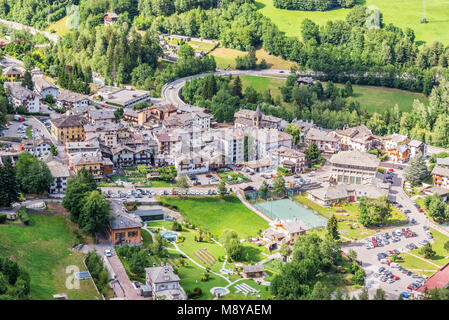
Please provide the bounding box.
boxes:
[157,195,269,239]
[239,75,428,113]
[255,0,449,45]
[0,206,101,300]
[210,47,297,70]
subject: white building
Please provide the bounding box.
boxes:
[4,82,40,113]
[56,90,90,110]
[45,156,70,194]
[219,129,245,165]
[23,137,53,157]
[329,150,380,185]
[33,76,59,99]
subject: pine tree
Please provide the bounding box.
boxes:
[403,152,429,185]
[0,158,19,207]
[231,76,242,98]
[305,142,322,167]
[327,214,340,240]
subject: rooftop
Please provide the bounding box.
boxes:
[330,150,380,168]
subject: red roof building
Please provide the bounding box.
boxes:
[417,262,449,293]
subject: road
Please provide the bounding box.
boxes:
[0,18,58,44]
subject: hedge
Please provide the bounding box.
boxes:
[17,207,30,225]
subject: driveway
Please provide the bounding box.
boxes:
[106,254,145,300]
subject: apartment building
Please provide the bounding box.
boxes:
[335,125,376,152]
[4,82,40,113]
[51,115,88,143]
[431,166,449,189]
[55,90,90,110]
[305,127,341,153]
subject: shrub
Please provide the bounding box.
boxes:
[17,207,30,225]
[0,214,6,224]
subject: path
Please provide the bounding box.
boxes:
[107,254,145,300]
[0,18,58,44]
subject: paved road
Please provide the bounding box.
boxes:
[0,18,59,44]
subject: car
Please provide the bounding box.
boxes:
[418,240,429,246]
[407,271,413,276]
[378,267,385,273]
[400,292,411,298]
[279,70,284,73]
[404,209,411,213]
[412,274,421,278]
[407,285,414,291]
[377,253,386,260]
[393,249,400,254]
[423,226,429,231]
[105,250,112,257]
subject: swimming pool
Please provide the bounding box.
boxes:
[161,231,178,242]
[254,199,328,229]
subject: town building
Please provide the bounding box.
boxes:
[2,66,24,81]
[86,109,116,124]
[174,151,209,174]
[234,106,285,130]
[297,77,315,86]
[51,115,88,143]
[382,133,411,163]
[408,139,427,158]
[242,265,266,278]
[45,155,70,194]
[417,262,449,294]
[22,136,53,157]
[329,150,380,185]
[4,82,40,113]
[55,91,90,110]
[32,76,59,99]
[263,218,307,244]
[307,183,389,206]
[96,86,151,108]
[145,265,186,300]
[335,125,376,152]
[305,127,341,153]
[68,150,113,180]
[431,166,449,189]
[108,215,142,246]
[269,146,306,173]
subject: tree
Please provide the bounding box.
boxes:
[374,288,386,300]
[175,174,190,189]
[273,175,286,197]
[327,214,340,240]
[129,250,147,275]
[310,281,330,300]
[79,190,110,236]
[305,142,322,167]
[15,152,52,195]
[0,158,19,208]
[231,76,243,98]
[420,243,436,259]
[357,196,392,227]
[344,81,353,97]
[217,179,227,197]
[358,287,369,300]
[258,181,268,199]
[403,152,429,185]
[21,71,33,90]
[221,229,242,261]
[425,195,449,223]
[285,123,301,145]
[279,242,291,258]
[178,44,195,59]
[151,233,168,258]
[50,145,58,156]
[444,241,449,253]
[353,268,366,285]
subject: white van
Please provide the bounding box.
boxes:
[380,259,388,264]
[390,263,400,268]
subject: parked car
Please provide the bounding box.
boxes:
[105,250,112,257]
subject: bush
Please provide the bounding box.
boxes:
[0,214,6,224]
[17,207,30,225]
[187,287,202,299]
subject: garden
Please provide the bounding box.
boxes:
[108,165,177,188]
[217,171,249,185]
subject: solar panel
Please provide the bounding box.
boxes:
[75,272,91,280]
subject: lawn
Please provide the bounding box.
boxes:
[293,194,407,241]
[398,253,439,275]
[239,75,428,113]
[255,0,449,45]
[45,16,69,37]
[157,195,269,239]
[210,47,297,70]
[0,212,101,300]
[412,228,449,267]
[188,40,217,52]
[218,171,249,184]
[26,125,33,139]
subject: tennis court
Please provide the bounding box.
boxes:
[254,199,328,229]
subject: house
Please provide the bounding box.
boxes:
[408,139,427,158]
[111,145,135,166]
[22,136,53,157]
[154,131,180,155]
[104,12,118,26]
[269,146,306,173]
[56,91,90,110]
[124,104,177,126]
[4,82,40,113]
[45,155,70,194]
[264,218,307,244]
[2,66,24,81]
[51,115,88,143]
[145,265,186,300]
[108,215,142,246]
[68,150,113,180]
[32,76,59,99]
[307,183,389,206]
[335,125,376,152]
[246,158,274,173]
[297,77,315,86]
[431,166,449,189]
[382,133,411,163]
[86,109,115,124]
[329,150,380,185]
[174,152,209,174]
[423,187,449,202]
[305,127,341,153]
[417,262,449,294]
[242,265,266,278]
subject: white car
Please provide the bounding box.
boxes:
[105,250,112,257]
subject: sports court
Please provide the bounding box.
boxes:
[254,199,328,229]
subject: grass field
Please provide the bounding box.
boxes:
[239,75,428,113]
[255,0,449,45]
[46,16,69,37]
[188,41,217,52]
[157,195,269,239]
[210,47,297,70]
[0,212,100,300]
